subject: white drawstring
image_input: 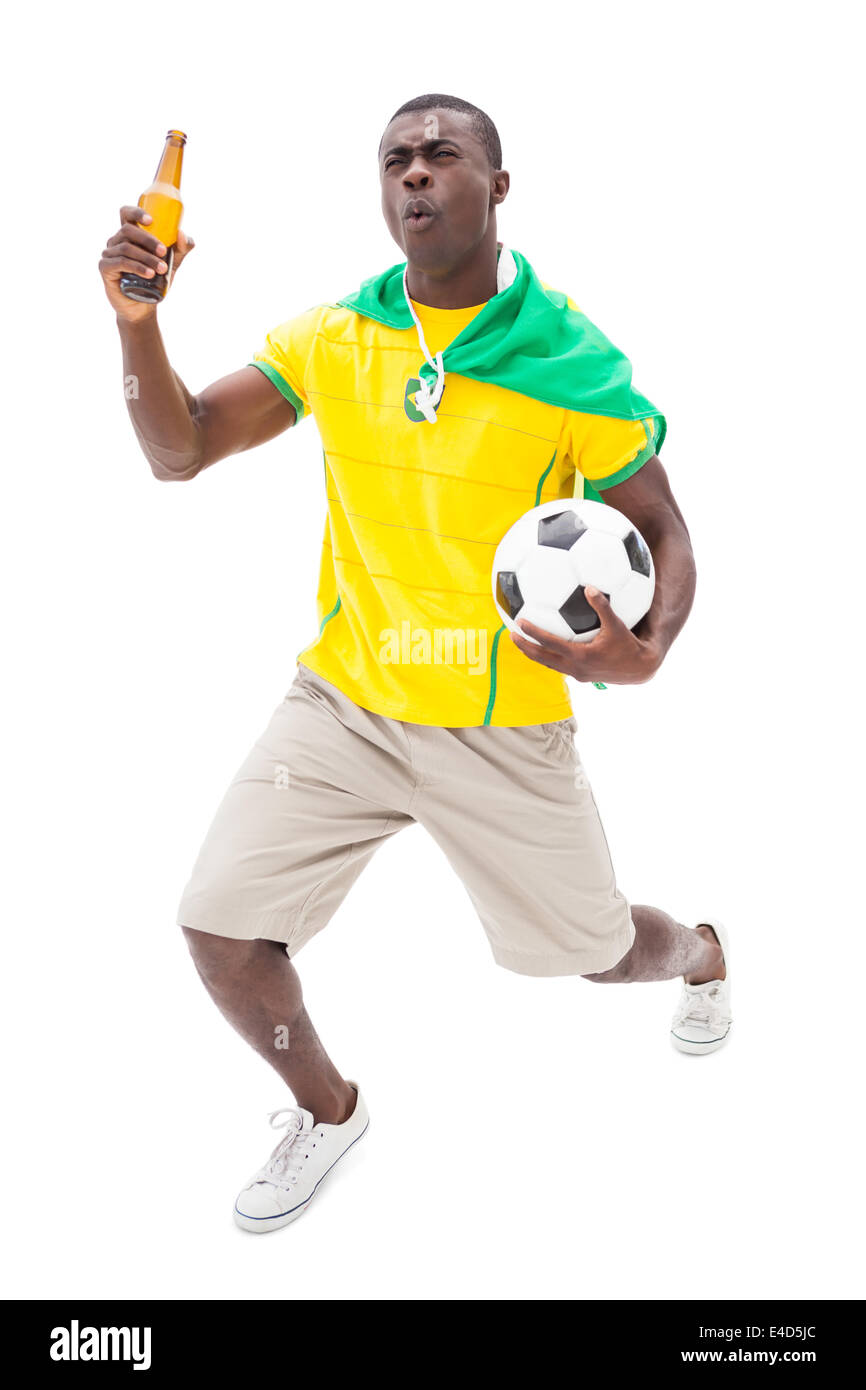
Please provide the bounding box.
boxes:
[403,245,517,424]
[402,265,445,423]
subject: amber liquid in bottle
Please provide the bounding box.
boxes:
[119,130,187,303]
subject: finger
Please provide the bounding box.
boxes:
[583,586,609,621]
[584,587,628,634]
[104,240,168,273]
[98,255,162,279]
[510,629,572,665]
[101,242,168,274]
[119,204,154,226]
[513,619,599,659]
[510,635,574,673]
[513,617,572,651]
[510,625,603,681]
[107,223,168,257]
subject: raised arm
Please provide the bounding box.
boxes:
[100,205,297,481]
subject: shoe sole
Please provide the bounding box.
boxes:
[234,1198,312,1233]
[670,1026,732,1055]
[670,915,732,1056]
[233,1117,370,1233]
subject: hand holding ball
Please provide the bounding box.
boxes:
[491,499,660,687]
[492,499,655,643]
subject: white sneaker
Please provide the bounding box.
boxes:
[233,1081,369,1233]
[670,916,732,1055]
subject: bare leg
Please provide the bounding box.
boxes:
[582,905,727,985]
[181,926,356,1126]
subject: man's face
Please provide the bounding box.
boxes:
[379,109,504,266]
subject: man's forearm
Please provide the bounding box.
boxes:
[633,523,697,659]
[117,314,203,480]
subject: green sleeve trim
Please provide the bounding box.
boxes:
[591,421,657,492]
[248,361,306,423]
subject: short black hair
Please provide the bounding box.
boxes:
[379,93,502,172]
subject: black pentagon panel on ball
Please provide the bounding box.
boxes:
[559,584,606,635]
[624,528,652,577]
[537,510,587,551]
[496,571,524,620]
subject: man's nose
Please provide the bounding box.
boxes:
[403,161,431,186]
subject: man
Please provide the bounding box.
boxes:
[99,93,731,1235]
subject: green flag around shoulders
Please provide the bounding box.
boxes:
[336,245,666,451]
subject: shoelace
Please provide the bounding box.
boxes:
[673,980,730,1031]
[252,1107,320,1192]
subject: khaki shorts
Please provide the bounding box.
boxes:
[176,664,636,977]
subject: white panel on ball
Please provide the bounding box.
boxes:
[570,497,630,538]
[491,522,530,575]
[518,603,576,644]
[610,569,655,631]
[570,531,633,592]
[517,546,575,603]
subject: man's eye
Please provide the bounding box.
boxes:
[385,150,455,170]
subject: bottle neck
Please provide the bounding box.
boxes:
[154,137,184,188]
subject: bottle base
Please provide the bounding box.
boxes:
[119,263,170,303]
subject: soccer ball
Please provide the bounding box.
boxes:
[492,499,655,644]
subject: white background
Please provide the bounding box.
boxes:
[3,0,863,1302]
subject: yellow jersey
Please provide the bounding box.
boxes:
[250,286,658,726]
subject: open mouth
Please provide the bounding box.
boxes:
[406,211,434,229]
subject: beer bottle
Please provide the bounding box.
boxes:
[119,130,187,303]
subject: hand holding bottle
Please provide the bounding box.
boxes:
[98,129,192,322]
[99,208,195,322]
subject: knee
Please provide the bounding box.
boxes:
[180,925,282,988]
